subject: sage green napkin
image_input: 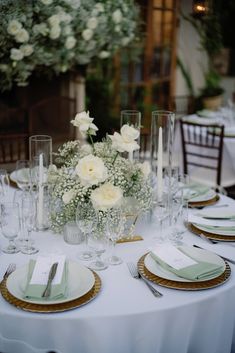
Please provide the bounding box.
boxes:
[197,224,235,232]
[150,246,224,281]
[181,182,211,201]
[197,208,235,220]
[24,259,68,300]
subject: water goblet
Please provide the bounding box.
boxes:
[106,208,125,265]
[0,202,20,253]
[76,203,95,261]
[21,193,39,254]
[151,194,169,243]
[88,211,109,271]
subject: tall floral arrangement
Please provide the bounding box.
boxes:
[49,111,152,232]
[0,0,139,91]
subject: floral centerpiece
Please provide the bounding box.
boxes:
[0,0,139,91]
[49,111,153,233]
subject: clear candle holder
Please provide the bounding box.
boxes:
[120,110,141,161]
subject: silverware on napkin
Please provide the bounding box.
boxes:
[127,262,163,298]
[42,262,58,298]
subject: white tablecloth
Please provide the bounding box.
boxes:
[1,193,235,353]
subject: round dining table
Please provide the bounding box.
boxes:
[1,190,235,353]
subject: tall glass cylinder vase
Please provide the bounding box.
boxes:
[120,110,141,161]
[150,111,175,202]
[29,135,52,230]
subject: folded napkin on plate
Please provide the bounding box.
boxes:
[188,214,235,230]
[180,182,210,200]
[197,208,235,220]
[150,244,224,281]
[24,255,67,300]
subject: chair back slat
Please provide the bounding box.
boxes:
[180,120,224,186]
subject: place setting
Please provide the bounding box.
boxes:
[0,254,102,313]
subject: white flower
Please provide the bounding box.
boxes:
[15,28,29,43]
[65,36,76,49]
[122,37,131,46]
[64,25,72,35]
[10,48,24,61]
[71,111,98,136]
[121,124,140,142]
[112,9,122,24]
[75,154,108,186]
[139,161,151,179]
[20,44,34,57]
[82,29,93,41]
[40,0,53,4]
[99,51,110,59]
[87,17,98,30]
[59,12,72,23]
[7,20,22,35]
[50,25,61,39]
[0,64,8,72]
[95,3,104,12]
[115,25,121,33]
[48,14,60,27]
[80,144,93,154]
[33,23,48,36]
[91,183,123,211]
[62,189,76,204]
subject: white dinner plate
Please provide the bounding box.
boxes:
[6,261,95,305]
[144,245,225,283]
[192,223,235,236]
[189,189,216,203]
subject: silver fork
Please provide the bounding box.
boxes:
[127,262,163,298]
[2,263,16,281]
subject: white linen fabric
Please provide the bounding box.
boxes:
[1,192,235,353]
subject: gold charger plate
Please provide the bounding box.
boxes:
[137,253,231,290]
[188,194,219,208]
[188,222,235,242]
[0,271,101,313]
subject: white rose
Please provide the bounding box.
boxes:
[50,25,61,39]
[48,14,60,27]
[10,48,24,61]
[99,51,110,59]
[112,9,122,24]
[139,161,151,179]
[109,132,126,153]
[87,17,98,30]
[15,28,29,43]
[82,29,93,41]
[40,0,53,4]
[33,23,48,36]
[75,154,108,186]
[62,189,76,204]
[121,124,140,142]
[71,111,98,136]
[65,36,76,49]
[20,44,34,56]
[109,128,140,153]
[91,183,123,211]
[7,20,22,35]
[95,3,104,12]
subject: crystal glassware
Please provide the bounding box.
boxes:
[76,203,96,261]
[120,110,141,161]
[21,193,39,254]
[0,202,20,254]
[106,208,125,265]
[0,169,10,200]
[15,160,32,193]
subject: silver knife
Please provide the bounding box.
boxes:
[42,262,58,298]
[193,244,235,265]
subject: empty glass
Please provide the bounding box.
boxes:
[15,160,32,192]
[106,208,125,265]
[21,193,39,254]
[0,202,20,253]
[76,202,95,261]
[151,194,169,243]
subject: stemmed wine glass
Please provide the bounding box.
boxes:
[106,207,125,265]
[76,202,96,261]
[0,202,20,253]
[21,193,39,254]
[151,193,169,243]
